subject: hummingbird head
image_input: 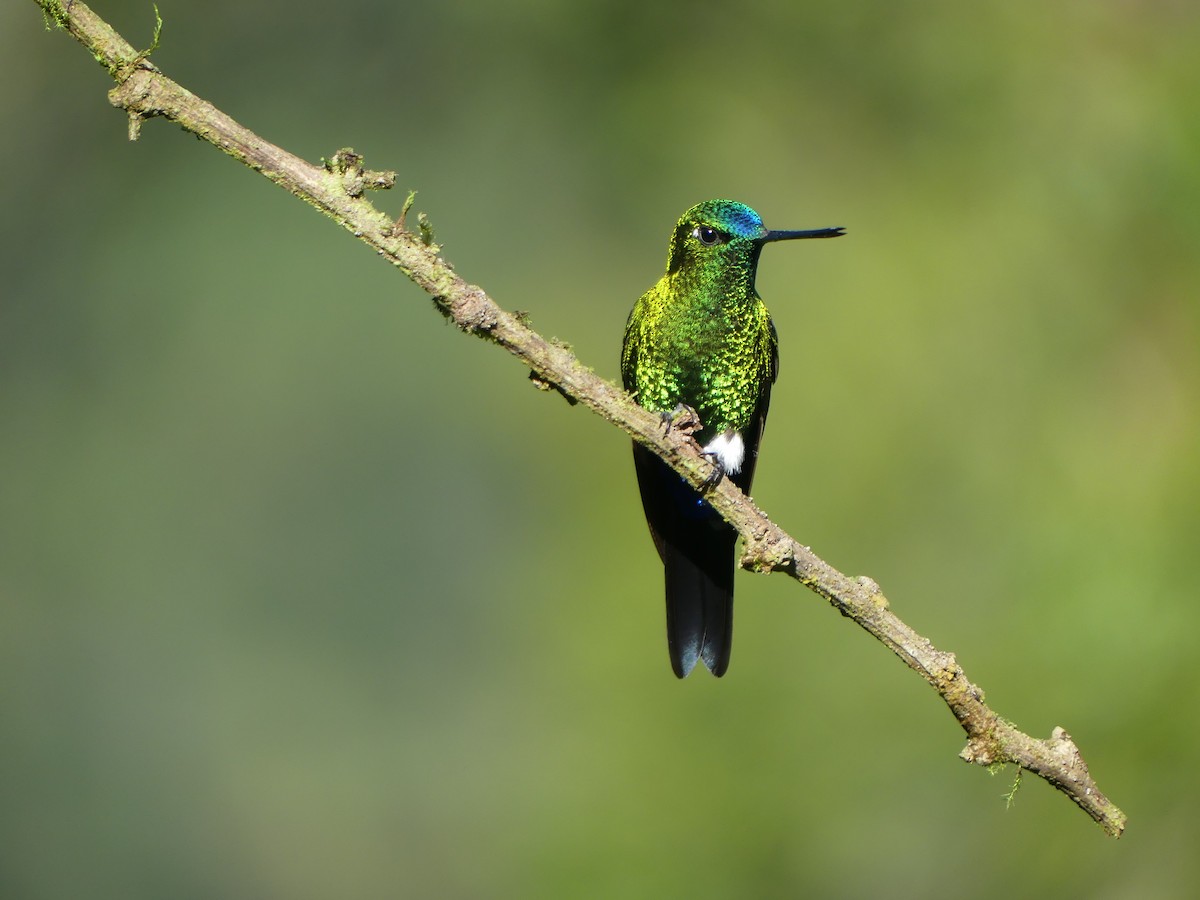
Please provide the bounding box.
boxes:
[666,199,844,275]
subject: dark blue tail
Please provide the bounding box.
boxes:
[632,444,735,677]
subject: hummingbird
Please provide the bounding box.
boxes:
[621,199,844,677]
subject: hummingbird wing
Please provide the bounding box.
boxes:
[730,316,778,495]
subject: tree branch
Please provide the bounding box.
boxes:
[33,0,1126,837]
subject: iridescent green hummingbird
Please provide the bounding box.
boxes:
[621,199,844,677]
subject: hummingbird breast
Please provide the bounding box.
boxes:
[622,273,777,442]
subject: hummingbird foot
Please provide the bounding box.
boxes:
[661,403,703,437]
[698,449,726,490]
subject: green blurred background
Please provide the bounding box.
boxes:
[4,1,1199,897]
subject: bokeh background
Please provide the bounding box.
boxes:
[4,1,1199,897]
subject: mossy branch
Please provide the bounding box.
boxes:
[32,0,1126,838]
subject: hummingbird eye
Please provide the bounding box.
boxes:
[693,225,726,247]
